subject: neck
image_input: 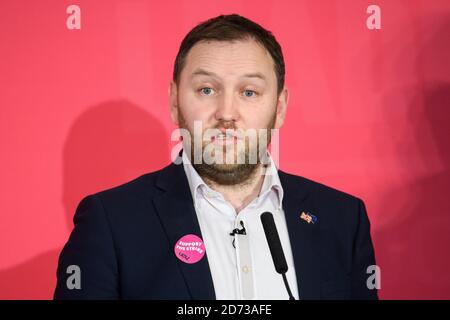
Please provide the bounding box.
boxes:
[202,163,267,214]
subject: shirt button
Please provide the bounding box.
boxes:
[242,266,250,274]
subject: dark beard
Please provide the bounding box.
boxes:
[177,108,276,186]
[193,150,260,186]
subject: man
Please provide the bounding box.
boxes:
[54,14,378,300]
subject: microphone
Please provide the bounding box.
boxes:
[229,220,246,248]
[260,211,296,300]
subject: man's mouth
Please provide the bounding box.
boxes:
[211,131,238,145]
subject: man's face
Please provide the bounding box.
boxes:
[170,39,288,185]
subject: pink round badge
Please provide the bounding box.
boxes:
[174,234,206,264]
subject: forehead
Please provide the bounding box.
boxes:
[181,39,276,81]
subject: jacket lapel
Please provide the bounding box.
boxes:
[279,170,321,299]
[151,153,321,300]
[152,155,216,300]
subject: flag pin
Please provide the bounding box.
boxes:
[300,211,317,224]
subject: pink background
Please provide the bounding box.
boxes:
[0,0,449,299]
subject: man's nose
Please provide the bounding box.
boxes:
[214,91,240,122]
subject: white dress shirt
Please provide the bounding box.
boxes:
[182,151,299,300]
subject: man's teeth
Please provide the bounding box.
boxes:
[216,133,234,139]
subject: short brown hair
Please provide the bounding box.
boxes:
[173,14,285,95]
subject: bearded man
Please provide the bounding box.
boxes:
[54,14,378,300]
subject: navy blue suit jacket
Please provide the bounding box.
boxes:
[54,152,378,300]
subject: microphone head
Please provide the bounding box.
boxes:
[260,211,289,274]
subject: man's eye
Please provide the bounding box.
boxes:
[199,87,215,95]
[243,89,257,97]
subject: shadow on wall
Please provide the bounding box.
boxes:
[0,100,170,299]
[372,16,450,299]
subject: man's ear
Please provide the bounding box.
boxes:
[274,87,289,129]
[169,80,179,125]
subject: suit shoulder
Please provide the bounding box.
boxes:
[278,170,362,205]
[87,165,167,206]
[278,170,366,233]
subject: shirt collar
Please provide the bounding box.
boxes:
[181,150,284,212]
[259,155,284,211]
[182,150,210,208]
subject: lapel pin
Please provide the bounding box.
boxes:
[174,234,205,264]
[300,211,318,224]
